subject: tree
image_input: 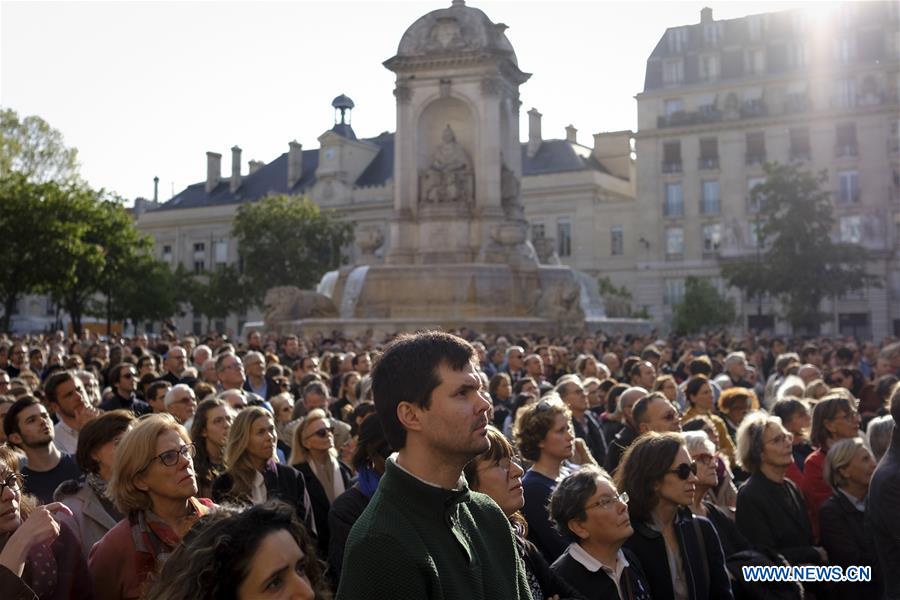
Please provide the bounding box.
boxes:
[232,194,353,305]
[0,108,80,184]
[671,276,736,335]
[108,256,189,332]
[721,162,877,333]
[187,264,251,331]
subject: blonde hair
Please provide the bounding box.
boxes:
[107,413,191,514]
[289,408,333,465]
[222,406,273,502]
[823,437,867,489]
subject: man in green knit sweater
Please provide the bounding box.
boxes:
[336,331,531,600]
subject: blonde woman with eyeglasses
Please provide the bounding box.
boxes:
[89,413,214,600]
[290,408,352,559]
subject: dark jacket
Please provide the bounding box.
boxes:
[328,484,371,585]
[519,535,582,600]
[624,509,734,600]
[735,472,821,566]
[819,491,882,600]
[572,411,607,466]
[867,426,900,599]
[522,469,568,563]
[702,501,750,559]
[293,460,353,558]
[550,546,652,600]
[211,461,311,526]
[604,424,637,474]
[98,391,152,416]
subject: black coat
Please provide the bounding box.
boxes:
[735,473,821,566]
[293,460,353,559]
[211,462,311,526]
[550,546,652,600]
[867,427,900,599]
[328,484,371,586]
[820,491,882,600]
[604,425,637,474]
[572,412,607,466]
[625,509,734,600]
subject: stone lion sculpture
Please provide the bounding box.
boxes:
[532,278,584,324]
[263,286,339,327]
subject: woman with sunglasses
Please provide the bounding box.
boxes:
[549,465,652,600]
[515,398,577,564]
[465,426,579,600]
[290,408,352,559]
[735,413,826,570]
[189,398,234,498]
[800,393,861,539]
[616,432,733,600]
[212,407,312,525]
[89,413,214,600]
[0,446,92,600]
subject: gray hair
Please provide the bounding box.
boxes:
[866,415,894,463]
[736,412,783,473]
[164,383,194,408]
[724,351,747,368]
[776,375,806,400]
[548,465,613,540]
[618,386,647,414]
[683,430,716,457]
[823,437,867,489]
[242,351,265,366]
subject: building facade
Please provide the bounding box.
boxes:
[634,2,900,339]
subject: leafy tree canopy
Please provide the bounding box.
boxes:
[0,108,80,184]
[671,276,737,335]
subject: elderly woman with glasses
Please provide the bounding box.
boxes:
[735,413,826,569]
[549,465,651,600]
[89,413,215,600]
[616,432,733,600]
[800,393,861,539]
[290,408,352,559]
[819,437,882,600]
[0,446,92,600]
[515,398,577,564]
[463,426,579,600]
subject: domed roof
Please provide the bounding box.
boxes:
[331,94,355,110]
[393,0,517,65]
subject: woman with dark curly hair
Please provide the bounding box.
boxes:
[515,397,576,563]
[144,501,330,600]
[189,398,234,498]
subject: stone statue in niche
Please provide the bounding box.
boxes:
[420,125,473,205]
[500,160,523,220]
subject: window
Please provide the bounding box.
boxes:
[840,215,862,243]
[663,59,684,85]
[838,171,859,204]
[193,242,206,274]
[665,227,684,256]
[664,182,683,217]
[662,141,682,172]
[665,98,684,117]
[747,16,763,41]
[699,54,719,81]
[215,240,228,264]
[664,279,685,306]
[746,132,766,165]
[703,23,722,46]
[834,79,857,108]
[834,37,855,64]
[703,223,722,252]
[557,219,572,257]
[747,176,767,213]
[835,123,858,157]
[789,127,811,161]
[162,244,172,263]
[668,27,688,53]
[610,226,624,256]
[531,223,546,240]
[748,48,765,74]
[699,138,718,169]
[789,43,807,68]
[701,180,720,214]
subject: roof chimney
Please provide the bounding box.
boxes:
[230,146,242,193]
[565,124,578,144]
[248,160,265,174]
[153,176,159,202]
[205,151,221,194]
[701,7,713,23]
[288,141,303,188]
[527,108,542,158]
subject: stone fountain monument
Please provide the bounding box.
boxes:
[266,0,590,336]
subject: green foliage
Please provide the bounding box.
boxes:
[671,277,737,335]
[721,162,877,333]
[0,108,80,184]
[597,276,643,318]
[106,255,188,330]
[187,264,250,330]
[232,194,353,304]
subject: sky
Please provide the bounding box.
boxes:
[1,0,837,202]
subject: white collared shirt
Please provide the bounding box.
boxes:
[568,543,630,600]
[250,470,268,505]
[54,420,78,455]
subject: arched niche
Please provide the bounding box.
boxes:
[416,96,477,207]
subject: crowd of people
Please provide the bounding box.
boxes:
[0,327,898,600]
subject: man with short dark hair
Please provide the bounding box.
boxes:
[604,386,646,474]
[558,376,607,465]
[44,370,96,455]
[523,353,545,383]
[100,363,152,416]
[160,345,188,385]
[633,392,682,434]
[145,380,171,413]
[3,395,81,504]
[629,360,656,390]
[337,331,530,599]
[352,352,372,376]
[5,342,27,378]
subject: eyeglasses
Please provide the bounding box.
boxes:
[306,426,335,439]
[122,372,135,380]
[666,462,698,480]
[139,443,196,472]
[585,491,629,511]
[765,432,794,446]
[0,472,24,495]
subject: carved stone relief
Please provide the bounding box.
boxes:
[419,125,474,205]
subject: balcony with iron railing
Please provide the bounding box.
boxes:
[657,107,723,129]
[835,144,859,158]
[746,152,767,166]
[740,100,768,119]
[698,157,719,170]
[662,161,683,174]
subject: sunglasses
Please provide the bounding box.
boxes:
[666,462,698,480]
[307,426,335,439]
